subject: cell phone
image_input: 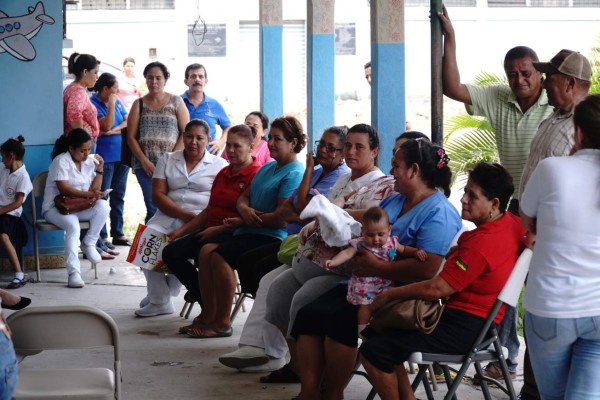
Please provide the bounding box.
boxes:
[103,188,113,195]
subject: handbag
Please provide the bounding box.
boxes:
[369,298,445,335]
[277,234,299,265]
[121,99,143,167]
[54,195,97,215]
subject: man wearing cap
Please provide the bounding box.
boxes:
[516,49,592,400]
[520,49,592,196]
[438,6,553,383]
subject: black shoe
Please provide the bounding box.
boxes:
[3,296,31,310]
[6,277,26,289]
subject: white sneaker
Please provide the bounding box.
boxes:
[68,272,85,288]
[238,356,286,372]
[81,244,101,264]
[139,296,150,308]
[219,346,270,369]
[134,302,175,317]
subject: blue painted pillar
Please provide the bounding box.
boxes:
[260,0,284,122]
[307,0,335,150]
[370,0,406,173]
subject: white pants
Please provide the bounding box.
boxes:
[142,223,182,305]
[142,269,182,305]
[43,200,110,275]
[239,265,290,359]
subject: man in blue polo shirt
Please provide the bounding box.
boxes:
[182,63,232,154]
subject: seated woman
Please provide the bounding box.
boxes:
[162,124,262,308]
[42,129,110,288]
[222,111,273,166]
[186,116,306,338]
[291,139,463,400]
[520,94,600,399]
[236,125,351,298]
[358,162,525,400]
[135,119,228,317]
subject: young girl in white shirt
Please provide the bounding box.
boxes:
[0,136,33,289]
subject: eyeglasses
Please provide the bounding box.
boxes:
[315,140,343,154]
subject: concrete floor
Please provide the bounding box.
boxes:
[2,246,524,399]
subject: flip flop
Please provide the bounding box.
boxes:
[106,248,120,256]
[259,363,301,383]
[100,252,116,260]
[187,325,232,339]
[112,237,132,246]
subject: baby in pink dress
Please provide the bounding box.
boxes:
[325,206,427,336]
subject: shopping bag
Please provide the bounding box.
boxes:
[126,224,170,273]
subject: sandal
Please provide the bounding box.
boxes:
[112,236,132,246]
[260,363,301,383]
[6,277,26,289]
[103,240,116,250]
[187,324,233,339]
[100,251,116,260]
[178,316,203,334]
[106,248,120,256]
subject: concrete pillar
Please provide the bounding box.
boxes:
[260,0,284,122]
[370,0,406,173]
[306,0,335,149]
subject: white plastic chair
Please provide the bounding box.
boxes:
[7,305,121,399]
[31,171,98,281]
[407,248,533,400]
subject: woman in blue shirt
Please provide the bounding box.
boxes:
[90,73,130,251]
[187,116,306,339]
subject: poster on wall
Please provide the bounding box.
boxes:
[335,23,356,56]
[188,23,226,57]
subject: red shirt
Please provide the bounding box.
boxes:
[440,213,526,323]
[206,158,261,227]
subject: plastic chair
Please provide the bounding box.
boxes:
[7,305,121,399]
[407,248,533,400]
[31,171,98,281]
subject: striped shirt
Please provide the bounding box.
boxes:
[466,84,553,199]
[519,108,575,197]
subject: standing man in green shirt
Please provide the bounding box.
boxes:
[438,6,552,396]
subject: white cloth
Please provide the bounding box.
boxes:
[0,164,32,217]
[42,152,98,215]
[143,150,227,305]
[147,150,228,231]
[299,194,361,247]
[239,265,290,359]
[521,149,600,319]
[43,200,110,275]
[328,169,384,202]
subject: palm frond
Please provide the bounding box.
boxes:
[444,115,492,139]
[472,71,507,87]
[444,128,499,185]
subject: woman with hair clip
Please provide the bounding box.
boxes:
[0,136,33,289]
[90,72,130,255]
[291,138,462,400]
[63,53,101,147]
[42,129,110,288]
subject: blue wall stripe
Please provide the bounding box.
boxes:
[372,42,406,174]
[307,33,335,149]
[260,25,284,123]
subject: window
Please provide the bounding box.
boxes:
[81,0,174,10]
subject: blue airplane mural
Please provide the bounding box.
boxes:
[0,2,54,62]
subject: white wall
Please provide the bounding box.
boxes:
[65,0,600,114]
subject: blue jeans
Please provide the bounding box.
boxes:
[525,312,600,400]
[133,168,156,224]
[100,162,130,239]
[0,332,18,399]
[497,304,519,372]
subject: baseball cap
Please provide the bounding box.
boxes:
[533,49,592,82]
